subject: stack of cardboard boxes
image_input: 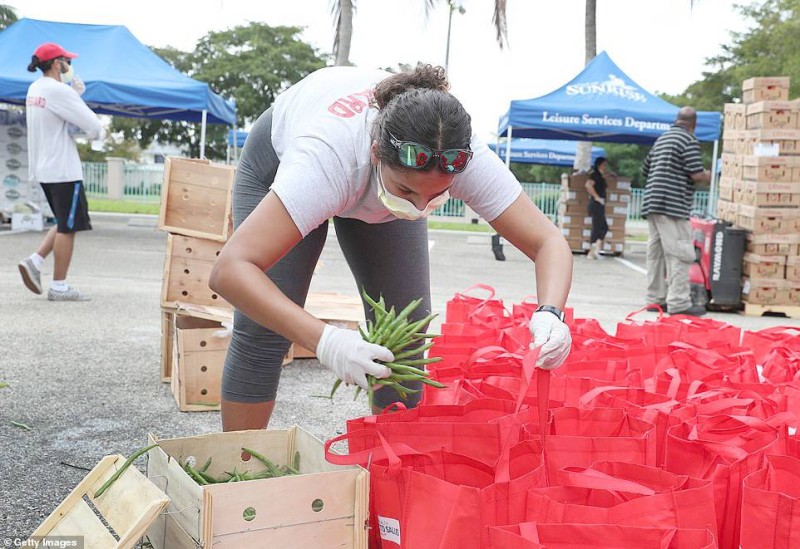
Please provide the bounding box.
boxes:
[719,77,800,315]
[557,171,631,255]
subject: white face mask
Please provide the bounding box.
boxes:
[375,162,451,221]
[60,62,74,84]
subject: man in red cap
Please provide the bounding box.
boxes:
[19,42,103,301]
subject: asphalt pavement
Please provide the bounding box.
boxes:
[0,213,792,538]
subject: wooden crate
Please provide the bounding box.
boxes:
[294,292,365,359]
[145,427,368,548]
[158,157,235,242]
[161,308,176,383]
[31,454,169,548]
[171,308,231,412]
[161,233,232,310]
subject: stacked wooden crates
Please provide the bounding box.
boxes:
[158,157,237,411]
[557,171,630,255]
[719,77,800,317]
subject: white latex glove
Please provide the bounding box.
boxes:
[528,311,572,370]
[316,324,393,390]
[71,75,86,96]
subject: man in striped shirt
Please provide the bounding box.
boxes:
[641,107,711,316]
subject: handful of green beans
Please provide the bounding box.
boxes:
[327,289,446,406]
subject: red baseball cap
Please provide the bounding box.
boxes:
[33,42,78,62]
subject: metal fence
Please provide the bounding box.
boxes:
[82,161,163,202]
[83,162,718,219]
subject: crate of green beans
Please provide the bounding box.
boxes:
[145,426,368,548]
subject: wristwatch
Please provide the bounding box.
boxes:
[535,305,565,322]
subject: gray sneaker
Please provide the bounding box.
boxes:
[47,287,91,302]
[18,258,42,294]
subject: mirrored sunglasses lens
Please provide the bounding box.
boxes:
[440,150,471,173]
[399,143,433,168]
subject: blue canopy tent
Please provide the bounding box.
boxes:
[0,18,237,158]
[497,52,723,212]
[490,138,606,166]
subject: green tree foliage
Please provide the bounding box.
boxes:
[110,23,326,160]
[0,4,17,30]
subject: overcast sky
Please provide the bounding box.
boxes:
[13,0,748,139]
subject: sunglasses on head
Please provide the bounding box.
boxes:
[389,133,473,174]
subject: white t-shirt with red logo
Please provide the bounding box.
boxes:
[26,76,103,184]
[270,67,522,237]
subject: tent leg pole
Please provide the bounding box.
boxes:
[505,126,513,168]
[200,110,208,159]
[708,139,719,217]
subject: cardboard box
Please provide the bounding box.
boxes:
[786,256,800,283]
[158,157,236,242]
[747,233,800,255]
[734,185,800,207]
[558,214,588,228]
[161,233,232,310]
[742,77,790,103]
[720,153,742,179]
[610,179,632,192]
[741,155,797,183]
[564,236,590,251]
[742,277,791,305]
[716,199,739,224]
[718,177,735,201]
[743,253,786,279]
[558,201,590,216]
[146,427,369,549]
[745,100,797,130]
[737,204,800,234]
[11,211,43,231]
[560,190,590,203]
[607,191,630,203]
[724,103,748,131]
[744,129,800,156]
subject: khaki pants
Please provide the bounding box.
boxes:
[646,214,696,312]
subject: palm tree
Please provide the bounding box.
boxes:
[573,0,597,172]
[331,1,509,68]
[0,4,18,31]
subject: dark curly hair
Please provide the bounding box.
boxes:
[27,56,57,73]
[372,64,471,170]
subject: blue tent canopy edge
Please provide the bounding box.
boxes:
[498,51,721,145]
[0,18,236,125]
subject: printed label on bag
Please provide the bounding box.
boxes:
[378,516,401,544]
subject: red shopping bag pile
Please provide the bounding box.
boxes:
[325,286,800,549]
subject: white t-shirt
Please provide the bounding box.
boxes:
[270,67,522,237]
[26,76,103,184]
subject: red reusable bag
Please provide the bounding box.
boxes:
[325,431,546,549]
[664,414,793,549]
[740,454,800,549]
[346,398,532,465]
[445,284,511,328]
[741,326,800,364]
[523,461,717,537]
[488,523,717,549]
[539,407,657,479]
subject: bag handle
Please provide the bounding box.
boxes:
[555,466,657,496]
[457,283,496,301]
[466,346,522,368]
[625,305,664,321]
[324,429,418,476]
[363,402,408,424]
[494,347,543,484]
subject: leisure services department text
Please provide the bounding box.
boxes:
[542,111,671,132]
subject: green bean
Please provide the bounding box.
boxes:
[242,447,282,477]
[393,341,435,361]
[198,457,212,473]
[94,444,158,498]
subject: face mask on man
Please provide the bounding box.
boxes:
[375,162,450,221]
[60,61,74,84]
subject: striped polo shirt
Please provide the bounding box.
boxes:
[641,124,704,219]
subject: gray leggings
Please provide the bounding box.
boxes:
[222,107,431,409]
